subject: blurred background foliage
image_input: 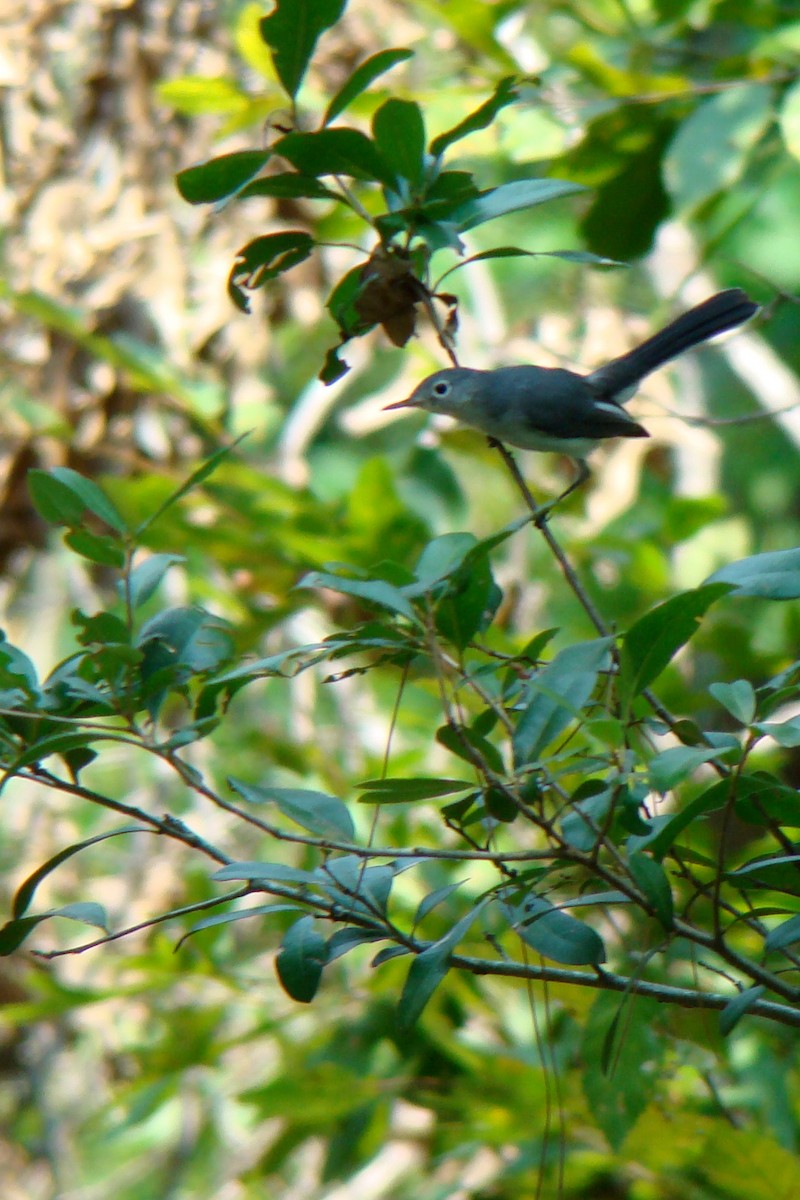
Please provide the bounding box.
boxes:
[2,0,800,1197]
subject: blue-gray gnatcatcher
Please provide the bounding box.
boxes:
[385,288,758,502]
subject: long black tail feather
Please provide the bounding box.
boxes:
[588,288,758,399]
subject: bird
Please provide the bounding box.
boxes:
[385,288,758,509]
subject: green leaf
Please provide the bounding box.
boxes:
[176,150,271,203]
[259,0,346,99]
[64,529,126,567]
[629,781,731,858]
[297,570,420,623]
[413,882,464,927]
[648,746,723,792]
[320,343,350,383]
[12,825,148,918]
[706,546,800,599]
[0,640,40,694]
[372,99,426,189]
[324,48,413,125]
[315,855,401,916]
[410,532,477,591]
[511,895,606,966]
[429,76,519,157]
[726,855,800,896]
[229,779,355,841]
[513,638,613,766]
[582,993,663,1150]
[436,721,505,774]
[0,914,49,954]
[435,245,624,287]
[326,926,387,961]
[228,231,314,312]
[619,585,729,704]
[211,861,320,886]
[452,179,585,231]
[178,903,302,948]
[52,901,109,932]
[135,433,250,535]
[28,467,127,532]
[275,128,397,188]
[765,913,800,952]
[276,915,329,1002]
[733,773,800,828]
[356,777,471,803]
[627,852,673,928]
[237,172,341,201]
[719,985,766,1035]
[754,717,800,747]
[709,680,756,725]
[125,554,186,609]
[664,83,773,211]
[398,904,485,1029]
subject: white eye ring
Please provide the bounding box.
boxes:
[432,380,451,397]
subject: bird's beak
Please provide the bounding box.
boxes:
[383,395,418,411]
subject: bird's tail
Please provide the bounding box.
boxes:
[587,288,758,400]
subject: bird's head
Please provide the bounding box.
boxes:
[384,368,483,420]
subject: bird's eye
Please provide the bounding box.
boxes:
[432,380,451,397]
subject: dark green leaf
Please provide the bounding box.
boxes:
[229,779,355,840]
[176,150,271,203]
[429,76,519,157]
[12,825,148,918]
[228,232,314,312]
[582,993,663,1149]
[627,852,673,927]
[177,903,302,948]
[727,855,800,896]
[436,721,505,774]
[410,532,477,590]
[326,926,386,962]
[719,985,766,1035]
[511,896,606,966]
[276,128,397,188]
[373,99,426,189]
[64,529,126,567]
[260,0,346,99]
[324,48,413,125]
[320,344,350,383]
[297,570,420,623]
[619,585,729,705]
[398,904,485,1029]
[0,914,49,955]
[413,882,464,927]
[629,781,731,858]
[238,173,340,201]
[0,641,39,694]
[211,861,320,886]
[276,915,329,1002]
[765,913,800,952]
[356,777,471,803]
[452,179,585,231]
[513,638,613,767]
[28,467,127,532]
[707,547,800,599]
